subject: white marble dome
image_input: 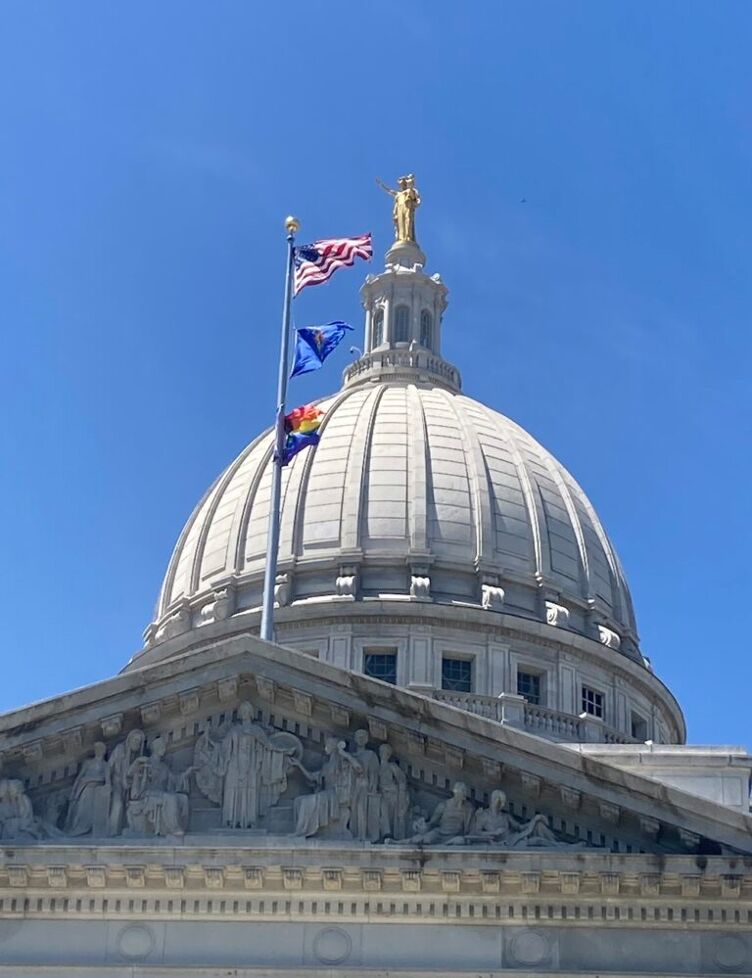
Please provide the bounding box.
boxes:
[154,375,638,656]
[138,237,684,746]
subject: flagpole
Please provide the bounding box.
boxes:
[260,215,299,643]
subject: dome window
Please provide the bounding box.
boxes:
[394,304,410,343]
[516,669,542,705]
[363,650,397,685]
[581,685,604,719]
[372,308,384,348]
[419,309,433,349]
[441,656,473,693]
[630,711,648,741]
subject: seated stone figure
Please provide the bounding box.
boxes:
[293,737,363,839]
[469,789,560,847]
[125,736,191,837]
[404,782,475,845]
[0,779,44,840]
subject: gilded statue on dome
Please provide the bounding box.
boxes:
[377,173,421,243]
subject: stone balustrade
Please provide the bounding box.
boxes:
[431,690,638,745]
[343,348,461,390]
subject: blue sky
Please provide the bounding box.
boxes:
[0,3,750,746]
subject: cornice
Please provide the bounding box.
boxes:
[0,850,750,929]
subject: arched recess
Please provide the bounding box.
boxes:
[420,309,433,350]
[394,305,410,343]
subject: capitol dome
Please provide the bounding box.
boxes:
[135,236,684,746]
[155,380,638,650]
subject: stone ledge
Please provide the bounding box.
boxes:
[0,852,750,908]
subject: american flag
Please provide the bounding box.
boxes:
[293,233,372,295]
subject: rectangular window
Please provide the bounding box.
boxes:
[441,657,472,693]
[363,651,397,685]
[517,670,541,705]
[581,685,604,719]
[631,712,648,741]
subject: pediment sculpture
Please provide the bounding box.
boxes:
[192,700,302,829]
[3,703,598,849]
[65,740,110,836]
[125,735,191,837]
[399,783,577,849]
[0,776,60,841]
[292,730,411,842]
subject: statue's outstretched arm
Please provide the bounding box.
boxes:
[288,758,319,783]
[376,177,396,197]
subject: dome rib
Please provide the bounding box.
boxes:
[537,450,592,602]
[231,440,275,576]
[342,385,386,552]
[483,401,546,582]
[188,434,270,598]
[277,419,310,564]
[150,380,641,651]
[290,387,355,558]
[448,391,495,569]
[157,473,222,617]
[289,426,319,558]
[572,484,632,630]
[406,384,429,553]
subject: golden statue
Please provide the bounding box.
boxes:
[377,174,421,243]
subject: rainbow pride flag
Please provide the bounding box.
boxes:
[281,404,324,465]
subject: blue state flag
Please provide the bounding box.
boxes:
[290,321,353,378]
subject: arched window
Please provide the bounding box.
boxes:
[394,305,410,343]
[420,309,433,349]
[372,308,384,348]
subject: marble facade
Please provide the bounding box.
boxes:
[0,634,749,975]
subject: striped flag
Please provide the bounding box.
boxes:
[293,233,372,295]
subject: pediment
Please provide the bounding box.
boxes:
[0,636,749,856]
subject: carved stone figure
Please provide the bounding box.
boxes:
[293,737,362,839]
[65,741,111,836]
[377,174,421,243]
[125,736,190,837]
[350,730,381,842]
[0,779,46,840]
[274,574,290,608]
[481,583,505,611]
[378,743,409,840]
[107,729,145,836]
[193,701,300,829]
[404,781,475,845]
[469,789,560,847]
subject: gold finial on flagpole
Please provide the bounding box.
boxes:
[285,215,301,234]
